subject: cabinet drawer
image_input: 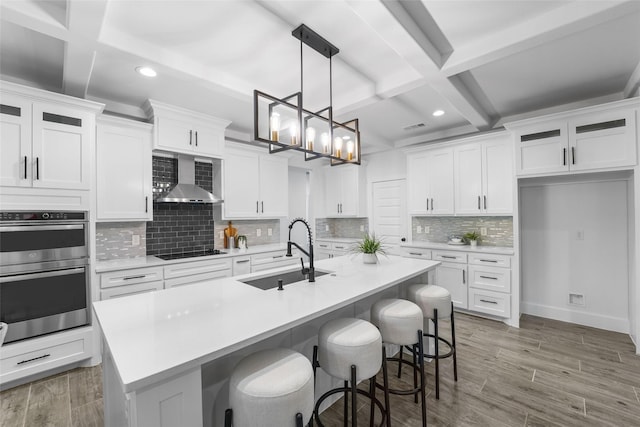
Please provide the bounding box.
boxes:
[468,266,511,293]
[468,288,511,318]
[164,270,231,289]
[0,328,91,384]
[164,258,232,280]
[101,280,163,300]
[316,242,331,251]
[331,242,350,252]
[468,253,511,268]
[433,250,467,264]
[251,250,288,265]
[100,266,164,289]
[402,248,432,260]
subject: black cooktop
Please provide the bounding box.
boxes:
[156,249,226,261]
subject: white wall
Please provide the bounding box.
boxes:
[520,177,630,332]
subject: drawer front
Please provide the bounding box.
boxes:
[251,257,299,273]
[316,242,331,251]
[165,269,231,288]
[433,250,467,264]
[232,257,251,276]
[468,253,511,268]
[331,242,350,252]
[402,248,432,260]
[468,265,511,293]
[100,266,164,288]
[251,250,288,266]
[468,288,511,318]
[101,280,163,300]
[164,258,232,279]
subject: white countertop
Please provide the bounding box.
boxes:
[93,255,439,392]
[401,242,514,255]
[95,243,290,273]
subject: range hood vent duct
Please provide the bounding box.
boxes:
[156,155,223,204]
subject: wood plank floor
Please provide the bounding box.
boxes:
[1,313,638,426]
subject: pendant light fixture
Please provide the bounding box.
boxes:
[253,24,361,166]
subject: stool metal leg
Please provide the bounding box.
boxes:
[451,302,458,382]
[224,408,232,427]
[369,374,376,427]
[351,366,358,427]
[412,343,418,404]
[381,346,391,427]
[433,308,440,400]
[343,380,349,427]
[418,330,427,427]
[296,412,304,427]
[397,348,403,378]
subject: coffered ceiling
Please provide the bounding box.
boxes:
[1,0,639,154]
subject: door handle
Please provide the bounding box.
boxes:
[195,131,198,146]
[479,275,498,280]
[563,148,567,166]
[35,157,39,180]
[256,201,259,213]
[261,201,264,213]
[571,146,575,165]
[426,199,429,211]
[24,155,28,179]
[145,196,148,213]
[480,299,498,304]
[189,130,193,145]
[478,196,481,210]
[441,255,456,259]
[484,195,487,210]
[479,259,498,263]
[431,198,434,211]
[462,270,466,284]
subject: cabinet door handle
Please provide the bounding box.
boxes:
[480,275,498,280]
[441,255,456,259]
[480,299,498,304]
[195,131,198,146]
[24,155,28,179]
[426,199,429,211]
[123,275,146,280]
[478,196,481,210]
[145,196,148,213]
[35,157,39,180]
[261,201,264,213]
[409,252,423,256]
[479,259,497,263]
[272,255,284,259]
[563,148,567,166]
[484,195,487,210]
[17,353,50,365]
[256,201,259,213]
[462,270,466,284]
[189,130,193,145]
[431,198,434,211]
[571,146,575,165]
[235,259,250,263]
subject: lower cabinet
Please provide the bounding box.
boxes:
[315,240,351,259]
[250,250,300,272]
[164,258,232,289]
[99,266,164,299]
[435,262,468,309]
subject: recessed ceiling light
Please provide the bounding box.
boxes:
[136,66,157,78]
[432,110,445,117]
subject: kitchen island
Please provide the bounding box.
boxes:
[94,254,439,427]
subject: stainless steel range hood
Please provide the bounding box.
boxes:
[156,155,223,204]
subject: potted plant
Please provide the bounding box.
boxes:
[464,231,481,247]
[351,233,386,264]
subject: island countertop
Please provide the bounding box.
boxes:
[93,254,439,392]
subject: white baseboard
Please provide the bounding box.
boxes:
[521,302,629,333]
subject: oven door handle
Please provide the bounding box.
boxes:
[0,267,85,283]
[0,224,85,232]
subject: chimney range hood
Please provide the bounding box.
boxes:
[156,155,223,204]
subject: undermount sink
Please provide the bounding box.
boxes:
[241,269,331,290]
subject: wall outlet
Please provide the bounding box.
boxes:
[325,225,329,232]
[267,228,272,236]
[480,227,487,236]
[576,230,584,240]
[416,225,422,234]
[131,234,140,246]
[360,225,365,232]
[219,231,224,239]
[256,228,262,237]
[568,293,585,306]
[424,226,430,234]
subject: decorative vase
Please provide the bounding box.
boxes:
[470,240,478,247]
[362,253,378,264]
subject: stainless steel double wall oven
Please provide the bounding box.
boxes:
[0,211,90,344]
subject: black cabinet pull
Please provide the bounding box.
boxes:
[35,157,39,180]
[426,199,429,211]
[563,148,567,166]
[123,275,146,280]
[480,275,498,280]
[479,259,498,263]
[24,155,27,179]
[441,255,456,259]
[480,299,498,304]
[272,255,284,259]
[571,146,576,164]
[236,259,250,264]
[195,131,198,146]
[261,201,264,213]
[462,270,466,284]
[478,196,481,210]
[17,354,50,365]
[145,196,148,213]
[430,198,434,211]
[409,252,423,256]
[256,201,259,213]
[189,130,193,145]
[484,195,487,210]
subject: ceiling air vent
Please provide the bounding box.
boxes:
[403,123,426,131]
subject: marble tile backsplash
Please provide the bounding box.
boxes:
[316,218,369,239]
[213,219,280,249]
[96,222,147,260]
[412,216,513,247]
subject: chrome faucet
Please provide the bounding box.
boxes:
[286,218,315,282]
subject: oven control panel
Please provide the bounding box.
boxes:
[0,211,87,221]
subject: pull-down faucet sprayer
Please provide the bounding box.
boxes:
[286,218,315,282]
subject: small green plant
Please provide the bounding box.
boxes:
[463,231,481,242]
[352,233,386,255]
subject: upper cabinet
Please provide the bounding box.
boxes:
[323,165,366,217]
[224,146,288,218]
[0,90,99,191]
[508,99,638,177]
[454,133,513,215]
[96,116,153,221]
[407,147,454,215]
[144,100,231,158]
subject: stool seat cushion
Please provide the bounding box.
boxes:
[318,318,382,382]
[229,348,314,427]
[408,284,452,319]
[371,299,423,346]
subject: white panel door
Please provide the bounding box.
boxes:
[372,179,407,246]
[259,155,288,217]
[224,151,260,218]
[0,95,31,187]
[454,144,483,214]
[32,103,91,190]
[427,149,454,215]
[483,139,513,214]
[407,153,429,215]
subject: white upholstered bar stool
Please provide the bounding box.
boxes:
[225,348,314,427]
[407,284,458,399]
[312,317,389,427]
[371,298,427,427]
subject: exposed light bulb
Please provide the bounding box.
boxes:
[289,122,298,145]
[321,132,329,153]
[306,127,316,151]
[334,137,343,158]
[347,140,354,161]
[270,112,280,141]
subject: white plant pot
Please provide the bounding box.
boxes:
[362,253,378,264]
[469,240,478,247]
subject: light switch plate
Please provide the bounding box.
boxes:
[417,225,422,234]
[131,234,140,246]
[424,226,430,234]
[360,225,364,232]
[480,227,487,236]
[219,231,224,239]
[267,228,272,236]
[256,229,262,237]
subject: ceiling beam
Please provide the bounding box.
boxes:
[0,1,69,41]
[441,0,640,77]
[63,0,109,98]
[624,61,640,98]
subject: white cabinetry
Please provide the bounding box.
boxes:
[0,84,101,191]
[315,240,351,259]
[324,165,366,217]
[96,116,153,221]
[454,134,513,215]
[433,251,468,308]
[145,100,230,158]
[99,267,164,300]
[164,258,232,288]
[407,148,454,215]
[250,250,300,272]
[509,99,638,176]
[224,147,288,218]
